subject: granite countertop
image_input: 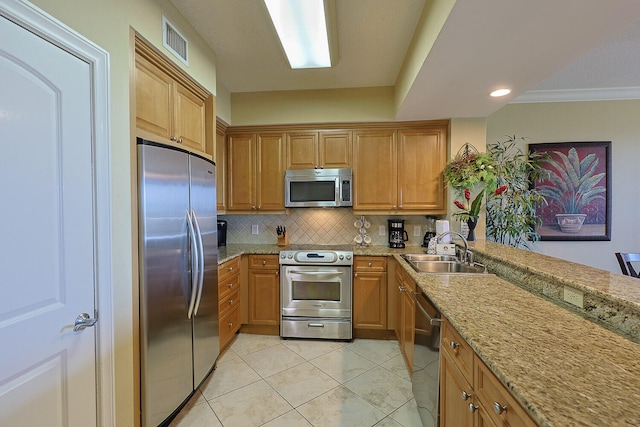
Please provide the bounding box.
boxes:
[217,242,640,426]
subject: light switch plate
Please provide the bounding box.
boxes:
[379,225,385,236]
[251,224,259,235]
[413,226,421,236]
[563,286,584,308]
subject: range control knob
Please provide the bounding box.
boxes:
[346,254,352,260]
[287,254,293,259]
[339,254,344,260]
[280,253,286,259]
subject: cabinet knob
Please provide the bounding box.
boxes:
[262,260,266,265]
[468,403,478,413]
[398,285,405,292]
[252,205,256,210]
[393,205,397,209]
[493,402,508,415]
[227,266,233,272]
[170,135,177,141]
[275,271,279,276]
[461,391,471,401]
[368,262,372,267]
[449,341,460,350]
[354,273,358,277]
[227,283,233,288]
[228,299,234,305]
[228,322,233,328]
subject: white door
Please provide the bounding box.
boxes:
[0,13,98,427]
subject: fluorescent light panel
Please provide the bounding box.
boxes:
[264,0,332,69]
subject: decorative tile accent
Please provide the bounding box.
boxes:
[220,209,442,247]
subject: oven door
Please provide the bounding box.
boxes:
[281,265,352,318]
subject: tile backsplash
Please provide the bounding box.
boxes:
[219,209,449,247]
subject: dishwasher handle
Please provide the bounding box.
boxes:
[411,291,442,327]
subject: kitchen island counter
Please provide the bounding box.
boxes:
[218,242,640,426]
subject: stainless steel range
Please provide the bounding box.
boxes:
[280,246,353,340]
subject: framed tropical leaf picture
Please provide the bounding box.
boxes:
[529,141,611,241]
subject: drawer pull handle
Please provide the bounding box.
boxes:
[468,403,478,413]
[461,391,471,401]
[493,402,507,415]
[449,341,460,350]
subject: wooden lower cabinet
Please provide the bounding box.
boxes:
[394,267,415,373]
[248,255,280,326]
[218,257,241,349]
[440,318,537,427]
[353,257,388,330]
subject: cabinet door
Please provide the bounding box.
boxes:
[440,350,474,427]
[256,133,285,210]
[286,131,318,169]
[401,283,415,371]
[319,131,351,168]
[227,134,256,211]
[248,268,280,325]
[353,272,387,330]
[394,269,403,341]
[353,129,397,210]
[397,128,447,211]
[135,54,173,140]
[174,82,206,152]
[215,126,227,211]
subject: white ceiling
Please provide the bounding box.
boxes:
[171,0,640,121]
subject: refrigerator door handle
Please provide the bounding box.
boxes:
[191,209,205,316]
[186,210,199,319]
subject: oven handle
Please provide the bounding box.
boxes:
[287,270,345,276]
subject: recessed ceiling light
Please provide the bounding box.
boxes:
[264,0,336,69]
[490,88,511,97]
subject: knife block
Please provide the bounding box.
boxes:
[277,234,289,246]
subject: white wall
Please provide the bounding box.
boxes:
[487,100,640,272]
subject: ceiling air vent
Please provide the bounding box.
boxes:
[162,16,188,66]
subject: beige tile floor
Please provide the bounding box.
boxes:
[169,333,423,427]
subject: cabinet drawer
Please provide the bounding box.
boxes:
[218,271,240,300]
[220,306,241,349]
[441,320,474,384]
[218,257,240,283]
[474,356,536,427]
[248,254,279,269]
[354,256,387,272]
[219,288,240,318]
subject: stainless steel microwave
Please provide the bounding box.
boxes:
[284,168,353,208]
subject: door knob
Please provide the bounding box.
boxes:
[74,313,97,332]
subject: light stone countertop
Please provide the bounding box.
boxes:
[216,242,640,426]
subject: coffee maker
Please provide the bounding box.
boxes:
[388,219,409,248]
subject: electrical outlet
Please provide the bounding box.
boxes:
[563,286,584,308]
[379,225,385,236]
[251,224,259,235]
[413,225,421,236]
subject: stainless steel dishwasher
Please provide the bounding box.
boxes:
[411,290,442,427]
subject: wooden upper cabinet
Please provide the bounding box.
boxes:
[227,132,285,212]
[135,54,173,139]
[227,134,256,211]
[134,36,211,156]
[286,130,352,169]
[352,129,397,210]
[215,122,227,212]
[256,133,286,211]
[397,128,447,211]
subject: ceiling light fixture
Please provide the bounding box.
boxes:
[490,88,511,97]
[264,0,337,69]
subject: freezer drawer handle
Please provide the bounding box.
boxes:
[73,313,97,332]
[308,323,325,328]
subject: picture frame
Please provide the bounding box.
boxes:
[529,141,611,241]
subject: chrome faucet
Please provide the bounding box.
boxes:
[436,231,470,264]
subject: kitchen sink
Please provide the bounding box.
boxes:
[401,254,492,275]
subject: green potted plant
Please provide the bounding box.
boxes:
[535,146,605,233]
[443,147,497,240]
[485,136,549,248]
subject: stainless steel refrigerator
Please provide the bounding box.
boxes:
[137,138,219,427]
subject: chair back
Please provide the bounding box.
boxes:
[615,252,640,277]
